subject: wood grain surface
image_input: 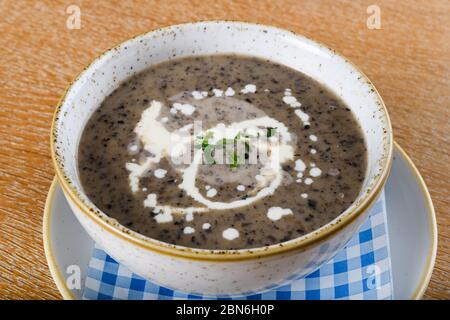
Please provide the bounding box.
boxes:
[0,0,448,300]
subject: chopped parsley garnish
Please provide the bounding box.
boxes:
[215,138,234,147]
[244,141,250,159]
[197,130,253,169]
[266,127,277,137]
[196,131,214,151]
[229,151,240,170]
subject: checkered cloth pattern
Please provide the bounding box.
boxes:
[83,192,393,300]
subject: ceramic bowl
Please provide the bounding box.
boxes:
[51,21,393,295]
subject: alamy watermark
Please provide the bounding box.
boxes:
[66,264,81,290]
[366,264,382,290]
[66,4,81,30]
[366,4,381,29]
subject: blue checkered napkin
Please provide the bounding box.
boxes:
[83,192,393,300]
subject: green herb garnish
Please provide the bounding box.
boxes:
[197,130,254,169]
[197,131,214,151]
[244,141,250,159]
[215,138,234,148]
[203,144,216,165]
[266,127,277,137]
[229,151,240,170]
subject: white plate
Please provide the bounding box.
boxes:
[43,142,437,300]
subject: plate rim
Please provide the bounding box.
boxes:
[43,177,76,299]
[42,141,437,300]
[392,143,438,299]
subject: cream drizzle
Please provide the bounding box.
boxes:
[126,98,306,223]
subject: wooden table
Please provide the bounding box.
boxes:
[0,0,448,299]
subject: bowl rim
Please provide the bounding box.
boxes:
[50,20,394,261]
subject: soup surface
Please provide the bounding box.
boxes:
[78,55,367,250]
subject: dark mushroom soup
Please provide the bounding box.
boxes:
[78,55,367,250]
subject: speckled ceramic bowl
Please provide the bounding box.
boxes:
[51,21,393,295]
